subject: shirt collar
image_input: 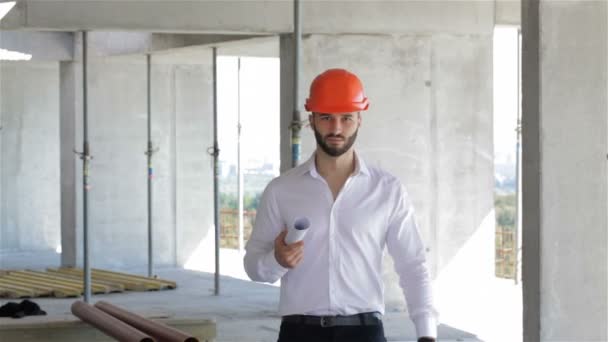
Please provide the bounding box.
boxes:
[298,151,369,179]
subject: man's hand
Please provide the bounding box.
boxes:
[274,230,304,268]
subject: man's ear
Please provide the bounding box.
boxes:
[309,114,314,129]
[357,112,362,127]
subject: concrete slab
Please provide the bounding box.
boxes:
[0,265,481,341]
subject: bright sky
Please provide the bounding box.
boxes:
[493,26,520,164]
[217,56,280,169]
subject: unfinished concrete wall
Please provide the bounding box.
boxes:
[159,50,215,267]
[68,50,215,269]
[2,0,496,279]
[0,46,215,270]
[0,61,60,255]
[522,0,608,341]
[77,55,154,268]
[281,32,493,308]
[59,56,81,268]
[496,0,521,26]
[0,31,73,61]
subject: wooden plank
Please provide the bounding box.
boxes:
[11,271,87,288]
[67,268,166,290]
[0,279,53,293]
[51,267,175,291]
[14,271,110,294]
[0,281,49,297]
[0,285,33,298]
[83,268,174,288]
[86,268,176,288]
[91,268,176,288]
[51,268,153,291]
[42,270,124,292]
[5,273,90,296]
[88,274,164,290]
[4,274,83,293]
[0,276,77,298]
[90,275,158,291]
[49,268,154,291]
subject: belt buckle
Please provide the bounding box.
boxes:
[320,316,333,327]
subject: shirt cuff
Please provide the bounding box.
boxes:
[413,314,438,339]
[263,249,289,279]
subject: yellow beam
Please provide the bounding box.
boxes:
[14,271,110,294]
[49,268,155,291]
[52,267,176,288]
[2,275,81,297]
[0,285,34,298]
[42,269,124,292]
[92,268,176,288]
[0,280,52,297]
[7,272,106,295]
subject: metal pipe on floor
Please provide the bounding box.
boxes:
[95,301,198,342]
[71,301,154,342]
[212,46,220,296]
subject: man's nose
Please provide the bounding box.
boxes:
[329,118,342,133]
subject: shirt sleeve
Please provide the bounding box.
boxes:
[385,180,438,339]
[243,181,289,283]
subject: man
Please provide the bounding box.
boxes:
[244,68,437,342]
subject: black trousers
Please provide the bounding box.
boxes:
[277,321,387,342]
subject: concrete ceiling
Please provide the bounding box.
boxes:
[0,0,514,34]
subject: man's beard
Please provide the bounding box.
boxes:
[313,125,358,157]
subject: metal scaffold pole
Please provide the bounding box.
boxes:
[76,31,93,303]
[514,30,522,285]
[212,47,221,295]
[145,53,157,278]
[237,57,244,253]
[290,0,302,167]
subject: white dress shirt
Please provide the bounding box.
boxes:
[244,152,438,338]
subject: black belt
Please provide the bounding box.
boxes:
[281,312,382,327]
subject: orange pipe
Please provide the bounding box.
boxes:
[71,301,155,342]
[94,301,198,342]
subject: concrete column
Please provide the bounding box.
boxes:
[59,35,81,267]
[172,56,215,267]
[522,1,608,341]
[0,63,23,252]
[0,64,4,253]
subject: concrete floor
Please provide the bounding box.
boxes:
[0,261,481,342]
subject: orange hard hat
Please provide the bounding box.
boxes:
[304,68,369,114]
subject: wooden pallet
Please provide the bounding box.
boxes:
[0,268,176,298]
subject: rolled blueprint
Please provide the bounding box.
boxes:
[284,217,311,244]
